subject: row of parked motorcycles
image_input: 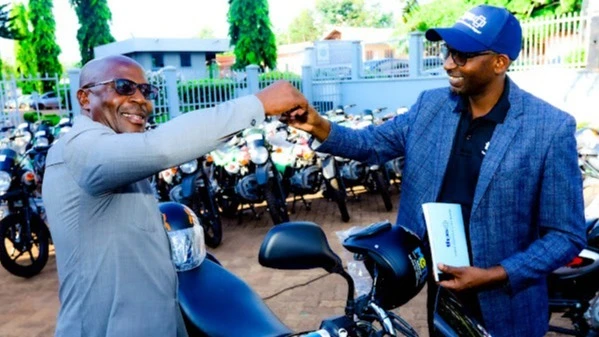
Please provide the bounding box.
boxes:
[150,105,402,249]
[0,107,597,336]
[0,115,72,278]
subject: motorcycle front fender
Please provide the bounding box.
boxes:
[177,258,292,337]
[321,156,337,180]
[180,173,200,199]
[255,163,271,186]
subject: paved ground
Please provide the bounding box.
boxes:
[0,188,575,336]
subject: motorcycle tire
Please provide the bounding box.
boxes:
[328,178,350,222]
[196,182,223,248]
[373,170,393,211]
[265,178,290,225]
[0,213,49,278]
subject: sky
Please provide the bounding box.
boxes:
[0,0,401,66]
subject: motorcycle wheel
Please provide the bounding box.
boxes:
[328,178,350,222]
[265,178,289,225]
[196,183,223,248]
[0,213,49,278]
[373,170,393,211]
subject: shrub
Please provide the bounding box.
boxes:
[23,112,62,126]
[177,78,238,112]
[259,71,301,90]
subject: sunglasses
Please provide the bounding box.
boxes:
[440,44,495,67]
[82,78,159,100]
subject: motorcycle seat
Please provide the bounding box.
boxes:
[177,258,292,337]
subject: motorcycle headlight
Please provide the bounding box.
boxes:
[34,136,50,148]
[0,171,11,195]
[249,146,269,165]
[180,160,198,174]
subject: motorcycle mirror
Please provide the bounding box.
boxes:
[259,222,343,274]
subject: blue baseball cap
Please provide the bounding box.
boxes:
[425,5,522,60]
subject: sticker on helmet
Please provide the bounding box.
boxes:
[408,247,428,286]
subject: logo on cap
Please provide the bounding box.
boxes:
[458,12,487,34]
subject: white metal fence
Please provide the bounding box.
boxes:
[146,67,303,123]
[310,12,591,81]
[513,13,589,71]
[0,74,72,125]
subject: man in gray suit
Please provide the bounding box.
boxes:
[42,55,307,337]
[281,5,586,337]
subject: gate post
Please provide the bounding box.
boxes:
[163,66,181,119]
[68,69,81,116]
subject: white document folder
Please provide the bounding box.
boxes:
[422,202,471,281]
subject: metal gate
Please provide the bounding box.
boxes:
[0,74,72,126]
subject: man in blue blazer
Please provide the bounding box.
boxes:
[282,5,586,337]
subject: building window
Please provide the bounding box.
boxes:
[365,50,374,60]
[151,53,164,69]
[384,49,394,59]
[180,53,191,67]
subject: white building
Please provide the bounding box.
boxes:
[94,38,231,80]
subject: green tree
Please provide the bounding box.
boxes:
[0,3,23,80]
[70,0,116,65]
[0,3,21,39]
[316,0,393,28]
[227,0,277,70]
[286,9,323,43]
[29,0,62,91]
[401,0,584,33]
[11,3,40,94]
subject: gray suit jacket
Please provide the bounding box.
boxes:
[317,79,586,337]
[43,95,264,337]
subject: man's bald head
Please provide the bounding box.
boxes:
[79,55,145,89]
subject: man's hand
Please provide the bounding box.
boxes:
[437,264,508,292]
[255,80,308,116]
[282,105,331,142]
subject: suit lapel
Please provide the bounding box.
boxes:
[471,80,524,214]
[430,99,461,201]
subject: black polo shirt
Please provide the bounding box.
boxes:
[437,79,511,246]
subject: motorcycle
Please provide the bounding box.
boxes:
[327,106,393,212]
[28,120,55,186]
[268,123,323,214]
[169,157,223,248]
[210,139,250,219]
[0,130,49,278]
[548,217,599,336]
[243,126,290,225]
[175,217,490,336]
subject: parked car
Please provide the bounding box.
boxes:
[3,95,33,110]
[30,92,60,110]
[363,58,409,78]
[363,56,445,78]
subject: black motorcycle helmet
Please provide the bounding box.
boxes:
[342,221,428,310]
[159,202,206,272]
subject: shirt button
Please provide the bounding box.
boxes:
[250,119,256,126]
[466,134,472,140]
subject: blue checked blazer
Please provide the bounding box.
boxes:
[316,78,586,337]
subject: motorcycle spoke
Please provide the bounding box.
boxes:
[11,249,25,260]
[27,248,37,264]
